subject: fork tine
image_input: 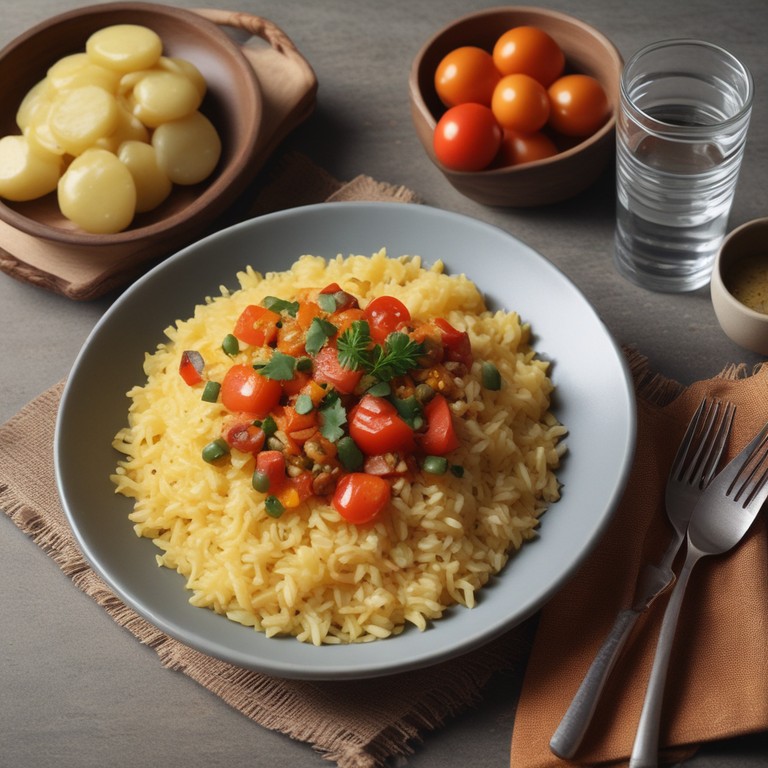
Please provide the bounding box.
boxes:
[729,425,768,506]
[674,398,734,488]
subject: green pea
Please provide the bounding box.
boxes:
[422,455,448,475]
[265,495,284,518]
[201,381,221,403]
[252,470,270,493]
[221,333,239,356]
[202,438,229,463]
[481,361,502,391]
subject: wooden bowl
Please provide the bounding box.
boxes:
[409,7,623,207]
[0,2,263,252]
[711,218,768,356]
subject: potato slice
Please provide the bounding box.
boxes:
[0,134,62,201]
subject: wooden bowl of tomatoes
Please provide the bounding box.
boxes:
[409,7,623,206]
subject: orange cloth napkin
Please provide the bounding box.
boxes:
[511,358,768,767]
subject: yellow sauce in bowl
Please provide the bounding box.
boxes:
[726,253,768,315]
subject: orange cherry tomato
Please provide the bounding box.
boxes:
[492,26,565,86]
[497,129,558,167]
[491,74,550,133]
[332,472,391,524]
[547,74,610,137]
[220,364,282,417]
[434,46,500,107]
[433,103,502,172]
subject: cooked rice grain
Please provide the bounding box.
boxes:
[111,250,566,644]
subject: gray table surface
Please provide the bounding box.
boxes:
[2,1,767,766]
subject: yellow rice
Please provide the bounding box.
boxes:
[111,250,566,644]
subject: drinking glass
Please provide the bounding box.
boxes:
[613,39,753,293]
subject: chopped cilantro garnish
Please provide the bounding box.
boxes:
[262,296,299,316]
[317,292,338,313]
[304,317,337,356]
[260,350,297,380]
[337,321,424,382]
[319,394,347,442]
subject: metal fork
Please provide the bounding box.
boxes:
[550,397,735,759]
[630,420,768,767]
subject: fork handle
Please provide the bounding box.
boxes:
[550,607,641,758]
[630,552,698,768]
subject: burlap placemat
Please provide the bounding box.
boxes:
[511,359,768,767]
[0,156,534,768]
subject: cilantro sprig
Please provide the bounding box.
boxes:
[337,320,424,382]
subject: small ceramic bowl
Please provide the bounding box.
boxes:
[0,2,262,253]
[711,217,768,356]
[409,7,623,207]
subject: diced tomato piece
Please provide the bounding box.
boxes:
[435,317,473,366]
[331,307,367,338]
[363,453,410,477]
[255,450,287,493]
[332,473,390,524]
[179,350,204,385]
[297,300,323,331]
[225,422,266,454]
[278,470,314,508]
[276,317,307,356]
[364,296,411,345]
[349,395,415,455]
[281,370,311,397]
[419,394,460,455]
[313,346,363,394]
[221,364,282,417]
[233,305,281,346]
[321,283,360,311]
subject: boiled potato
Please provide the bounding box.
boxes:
[47,53,120,94]
[118,140,172,212]
[58,148,136,233]
[0,135,62,201]
[48,85,119,156]
[1,23,222,233]
[85,24,162,73]
[120,69,202,128]
[152,111,221,185]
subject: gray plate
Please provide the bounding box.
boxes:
[55,202,636,680]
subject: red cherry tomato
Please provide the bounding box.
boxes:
[491,74,550,134]
[492,26,565,86]
[497,129,558,167]
[233,305,281,346]
[419,394,459,455]
[332,473,391,524]
[225,422,266,454]
[433,103,502,172]
[364,295,411,345]
[547,74,610,137]
[313,345,363,394]
[221,364,282,417]
[434,46,500,107]
[349,395,415,455]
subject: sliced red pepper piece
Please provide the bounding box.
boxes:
[418,393,459,455]
[179,350,204,386]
